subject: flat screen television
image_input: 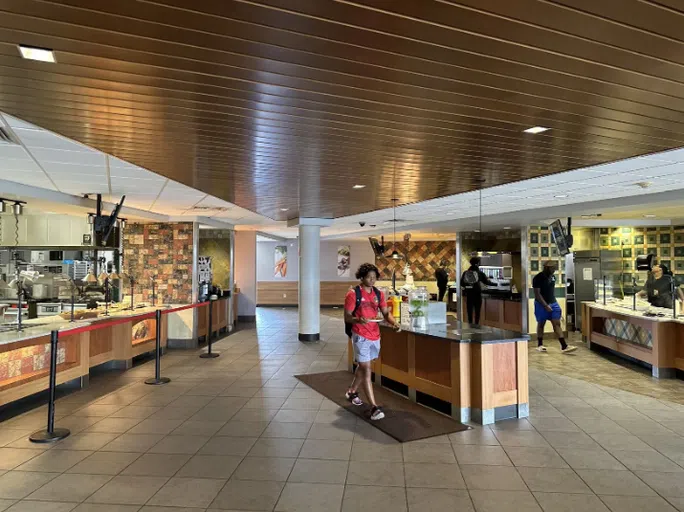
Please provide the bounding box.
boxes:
[369,237,385,257]
[549,219,571,256]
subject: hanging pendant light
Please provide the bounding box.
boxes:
[85,270,98,284]
[390,198,402,260]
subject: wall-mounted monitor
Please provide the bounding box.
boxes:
[369,237,385,257]
[549,219,571,256]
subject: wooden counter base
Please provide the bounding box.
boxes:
[347,326,529,425]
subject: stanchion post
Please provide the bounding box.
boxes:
[200,299,219,359]
[30,330,71,443]
[145,310,171,385]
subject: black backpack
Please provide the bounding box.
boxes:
[345,285,382,337]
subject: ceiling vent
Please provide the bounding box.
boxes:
[0,126,19,145]
[189,206,231,213]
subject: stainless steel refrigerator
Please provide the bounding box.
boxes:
[568,250,622,327]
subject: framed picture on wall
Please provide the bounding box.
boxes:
[274,245,287,278]
[337,245,351,277]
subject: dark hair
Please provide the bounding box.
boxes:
[655,263,672,276]
[356,263,380,280]
[469,256,481,266]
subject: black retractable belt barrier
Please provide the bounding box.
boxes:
[145,310,171,385]
[29,330,71,443]
[200,298,219,359]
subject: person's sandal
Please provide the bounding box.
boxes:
[345,391,363,406]
[370,406,385,421]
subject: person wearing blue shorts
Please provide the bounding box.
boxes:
[533,261,577,354]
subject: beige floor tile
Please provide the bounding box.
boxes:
[504,446,569,468]
[231,408,279,423]
[353,422,398,444]
[28,474,112,502]
[261,422,312,439]
[0,430,31,448]
[73,504,143,511]
[139,507,204,512]
[599,495,679,512]
[307,423,355,441]
[346,461,404,487]
[518,467,592,494]
[533,492,610,512]
[84,418,142,434]
[248,438,304,458]
[275,482,344,512]
[67,452,140,476]
[635,471,684,498]
[403,442,456,463]
[0,499,15,512]
[299,439,352,460]
[53,433,120,451]
[406,488,474,511]
[171,420,225,437]
[528,417,580,432]
[147,477,225,508]
[216,420,269,437]
[555,447,626,470]
[210,479,284,511]
[469,490,542,512]
[86,476,169,505]
[665,497,684,511]
[273,409,318,424]
[15,450,93,473]
[73,405,124,418]
[449,428,500,446]
[404,462,466,489]
[148,435,209,455]
[100,434,164,453]
[2,501,78,512]
[453,445,512,466]
[611,450,684,473]
[108,406,160,420]
[590,433,654,452]
[577,469,656,496]
[351,441,403,462]
[288,459,348,484]
[341,484,407,512]
[493,430,552,448]
[0,449,43,470]
[0,471,57,500]
[461,465,527,491]
[199,436,257,456]
[120,453,191,477]
[177,454,242,479]
[540,431,602,450]
[244,396,289,409]
[233,456,295,481]
[127,418,184,436]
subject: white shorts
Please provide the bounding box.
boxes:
[352,333,380,363]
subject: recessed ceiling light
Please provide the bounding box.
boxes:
[503,227,511,230]
[18,45,55,63]
[473,229,481,233]
[352,184,366,189]
[554,194,569,198]
[643,214,656,218]
[280,208,289,212]
[524,126,550,134]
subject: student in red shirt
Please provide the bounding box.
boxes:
[344,263,400,421]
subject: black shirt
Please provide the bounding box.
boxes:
[435,268,449,288]
[646,276,674,309]
[533,272,557,305]
[461,266,492,296]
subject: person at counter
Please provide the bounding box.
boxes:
[435,260,449,302]
[344,263,400,421]
[461,256,493,325]
[533,261,577,354]
[636,264,684,312]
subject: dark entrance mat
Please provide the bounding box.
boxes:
[295,371,469,443]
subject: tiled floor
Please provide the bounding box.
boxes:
[0,307,682,511]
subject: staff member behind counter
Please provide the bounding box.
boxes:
[636,263,684,312]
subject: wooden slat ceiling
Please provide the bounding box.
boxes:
[1,0,684,220]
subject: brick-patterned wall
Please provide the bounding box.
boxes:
[123,222,194,304]
[375,241,455,280]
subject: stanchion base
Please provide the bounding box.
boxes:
[145,377,171,385]
[29,428,71,443]
[199,352,220,359]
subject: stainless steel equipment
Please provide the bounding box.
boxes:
[569,250,622,326]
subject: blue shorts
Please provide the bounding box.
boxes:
[352,333,380,363]
[535,301,562,323]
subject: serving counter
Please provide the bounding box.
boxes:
[582,302,684,378]
[347,321,529,424]
[461,293,523,331]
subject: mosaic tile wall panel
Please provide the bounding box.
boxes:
[375,241,456,280]
[598,226,684,286]
[603,318,653,348]
[199,229,232,290]
[528,226,566,294]
[123,222,194,304]
[0,344,66,380]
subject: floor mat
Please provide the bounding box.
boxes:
[295,370,469,443]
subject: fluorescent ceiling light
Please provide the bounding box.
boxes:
[554,194,569,198]
[643,214,656,218]
[503,226,511,230]
[280,208,289,212]
[352,184,366,189]
[18,45,55,63]
[524,126,550,134]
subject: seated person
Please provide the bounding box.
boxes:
[636,263,684,312]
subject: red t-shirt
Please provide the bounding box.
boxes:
[345,287,387,341]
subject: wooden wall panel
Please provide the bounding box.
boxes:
[258,281,358,306]
[414,334,451,387]
[492,343,517,393]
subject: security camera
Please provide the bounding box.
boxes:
[359,221,366,227]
